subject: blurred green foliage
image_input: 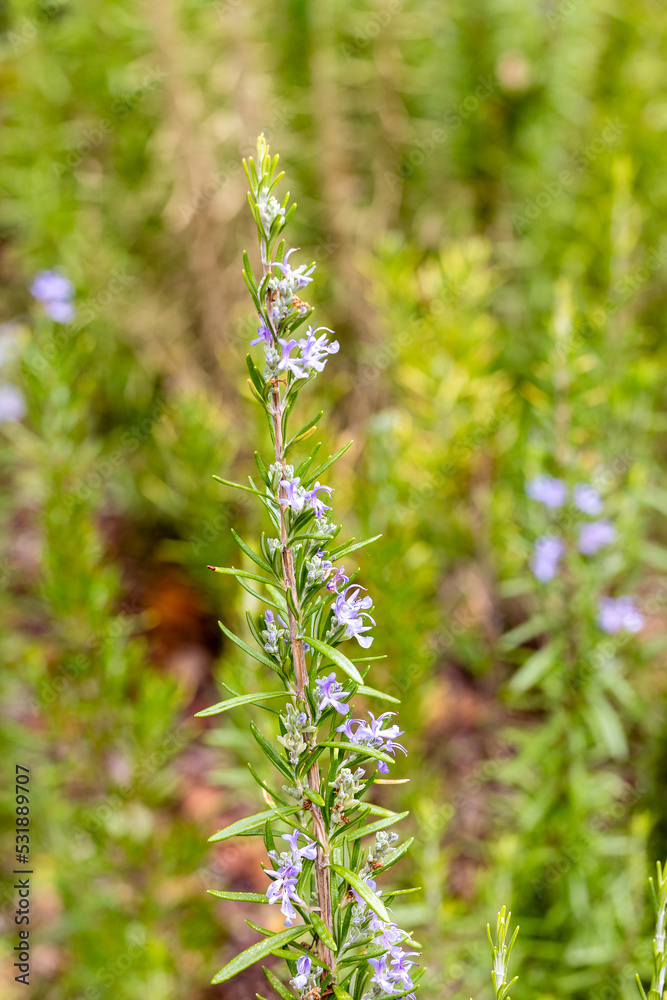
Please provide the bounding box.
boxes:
[1,1,667,999]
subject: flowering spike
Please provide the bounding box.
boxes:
[200,136,420,996]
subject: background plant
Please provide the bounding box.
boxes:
[1,2,667,999]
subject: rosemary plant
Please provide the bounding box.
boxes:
[636,862,667,1000]
[197,136,421,1000]
[487,908,518,1000]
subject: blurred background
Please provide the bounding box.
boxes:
[1,1,667,998]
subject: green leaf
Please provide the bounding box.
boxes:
[343,811,409,841]
[500,614,549,651]
[219,620,281,671]
[262,967,298,1000]
[269,946,329,970]
[211,927,304,984]
[328,535,382,560]
[320,740,395,764]
[250,721,295,781]
[247,354,265,395]
[195,690,289,718]
[332,986,355,1000]
[247,763,289,805]
[208,890,269,903]
[367,803,399,819]
[243,252,258,290]
[213,475,278,502]
[295,442,322,480]
[373,837,413,875]
[584,692,628,759]
[285,411,323,456]
[357,685,400,704]
[208,806,299,842]
[304,441,354,487]
[304,787,325,807]
[307,636,364,684]
[232,529,274,573]
[309,910,337,951]
[330,864,390,922]
[640,541,667,573]
[209,565,277,588]
[255,451,271,487]
[508,640,561,694]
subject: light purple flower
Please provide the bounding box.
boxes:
[526,475,567,508]
[597,596,644,634]
[390,950,419,989]
[578,520,615,555]
[306,481,333,519]
[368,955,400,994]
[277,338,308,379]
[265,827,317,925]
[326,565,349,593]
[279,477,307,513]
[250,318,273,346]
[45,299,76,323]
[315,672,351,714]
[338,712,407,772]
[298,325,340,373]
[281,829,317,860]
[332,585,376,648]
[530,535,564,582]
[270,249,316,289]
[292,955,312,990]
[30,270,76,324]
[573,483,603,515]
[266,876,302,925]
[0,385,26,423]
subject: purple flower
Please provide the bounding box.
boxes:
[368,956,400,994]
[338,712,407,772]
[298,325,340,373]
[265,827,317,925]
[277,338,308,379]
[270,249,316,289]
[292,955,312,990]
[250,318,273,346]
[315,672,351,714]
[266,876,302,925]
[0,385,26,423]
[30,270,76,324]
[332,585,376,648]
[390,950,419,989]
[530,535,564,582]
[578,520,615,555]
[279,477,307,513]
[326,565,349,593]
[573,483,603,515]
[526,475,567,508]
[281,829,317,860]
[597,596,644,634]
[306,481,333,519]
